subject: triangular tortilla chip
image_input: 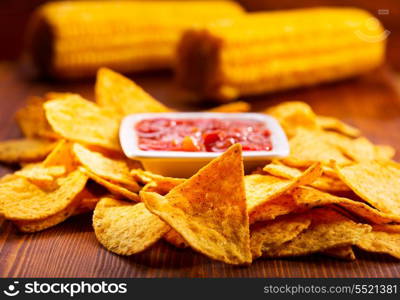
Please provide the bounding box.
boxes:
[44,94,120,151]
[356,225,400,259]
[95,68,170,116]
[0,170,87,221]
[93,198,169,255]
[316,115,360,138]
[43,140,75,172]
[73,143,139,192]
[0,138,56,164]
[250,214,312,259]
[246,162,322,221]
[282,129,351,167]
[15,96,58,139]
[249,194,299,224]
[262,208,371,257]
[263,162,349,192]
[141,144,252,265]
[265,101,318,137]
[335,161,400,215]
[13,187,91,232]
[292,186,400,224]
[79,167,139,202]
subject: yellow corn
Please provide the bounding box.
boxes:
[176,7,387,101]
[26,1,244,78]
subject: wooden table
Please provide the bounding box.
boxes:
[0,63,400,278]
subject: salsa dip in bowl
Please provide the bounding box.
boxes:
[120,112,289,177]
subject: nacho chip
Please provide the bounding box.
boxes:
[95,68,170,116]
[13,193,80,232]
[246,162,322,215]
[15,165,66,186]
[131,169,184,194]
[0,138,56,164]
[44,94,120,151]
[42,140,75,171]
[142,144,252,265]
[73,197,99,215]
[262,208,371,257]
[356,225,400,259]
[79,167,139,202]
[207,101,250,113]
[375,145,396,160]
[321,246,356,261]
[283,129,351,167]
[250,214,311,259]
[164,229,189,249]
[323,133,376,162]
[292,186,400,224]
[15,96,58,139]
[263,163,349,192]
[317,116,360,138]
[265,101,318,137]
[73,143,139,192]
[336,161,400,215]
[93,198,169,255]
[0,170,87,221]
[249,194,299,224]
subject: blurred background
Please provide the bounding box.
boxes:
[0,0,399,70]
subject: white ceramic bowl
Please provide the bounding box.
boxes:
[120,112,289,178]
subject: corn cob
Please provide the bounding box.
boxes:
[26,1,244,78]
[176,7,387,101]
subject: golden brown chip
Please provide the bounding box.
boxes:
[293,186,400,224]
[15,96,58,139]
[0,170,87,221]
[317,115,360,138]
[249,194,299,224]
[262,208,371,257]
[321,246,356,261]
[246,162,322,215]
[95,68,170,116]
[44,94,120,151]
[250,214,311,259]
[356,225,400,259]
[283,129,351,167]
[15,164,66,186]
[323,133,376,162]
[336,161,400,215]
[79,167,139,202]
[131,169,185,185]
[263,163,349,192]
[142,144,252,265]
[93,198,169,255]
[13,195,80,232]
[73,198,100,215]
[375,145,396,160]
[207,101,251,113]
[131,169,184,194]
[163,229,189,249]
[42,140,75,171]
[0,138,56,164]
[265,101,318,137]
[71,188,102,215]
[73,143,139,192]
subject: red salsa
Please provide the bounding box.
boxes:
[135,118,273,152]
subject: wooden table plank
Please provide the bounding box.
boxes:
[0,64,400,277]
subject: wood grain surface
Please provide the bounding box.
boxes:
[0,63,400,278]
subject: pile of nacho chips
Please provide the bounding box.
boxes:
[1,68,400,265]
